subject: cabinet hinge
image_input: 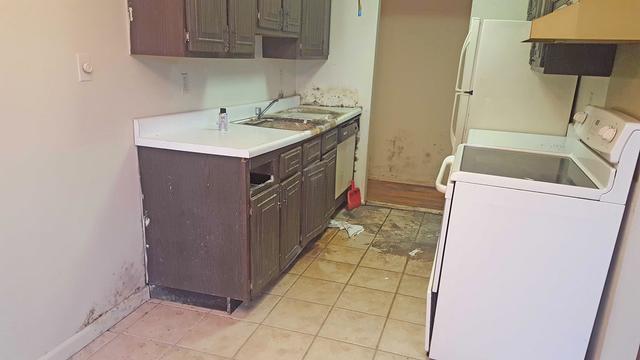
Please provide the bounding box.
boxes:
[257,11,260,20]
[185,31,190,43]
[128,7,134,22]
[249,207,253,216]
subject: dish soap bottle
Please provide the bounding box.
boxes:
[218,108,228,132]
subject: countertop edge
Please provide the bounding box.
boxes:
[134,107,362,158]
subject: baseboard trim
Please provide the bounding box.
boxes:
[366,200,444,215]
[39,286,149,360]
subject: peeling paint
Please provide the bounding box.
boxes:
[300,86,360,107]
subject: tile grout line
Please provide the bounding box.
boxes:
[299,207,393,359]
[231,226,343,359]
[372,248,412,358]
[81,331,120,360]
[228,286,288,359]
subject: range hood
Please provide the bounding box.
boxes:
[527,0,640,43]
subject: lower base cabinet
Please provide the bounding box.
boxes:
[138,117,358,308]
[324,149,337,220]
[279,173,303,270]
[301,160,328,247]
[250,186,281,295]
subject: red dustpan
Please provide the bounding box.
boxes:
[347,180,362,210]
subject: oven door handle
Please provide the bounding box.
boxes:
[435,155,455,194]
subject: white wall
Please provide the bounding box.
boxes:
[588,45,640,360]
[296,0,381,200]
[575,76,611,111]
[471,0,528,20]
[0,2,295,359]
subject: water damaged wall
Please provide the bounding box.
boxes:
[368,0,471,186]
[0,2,296,359]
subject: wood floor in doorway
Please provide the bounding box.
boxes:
[367,179,445,212]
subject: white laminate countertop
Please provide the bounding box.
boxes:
[133,96,362,158]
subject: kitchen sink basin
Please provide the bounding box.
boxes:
[279,107,343,116]
[242,117,330,131]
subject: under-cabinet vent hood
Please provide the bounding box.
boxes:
[527,0,640,43]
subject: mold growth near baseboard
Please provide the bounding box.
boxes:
[78,262,145,331]
[300,86,360,107]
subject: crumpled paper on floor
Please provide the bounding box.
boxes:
[328,220,364,238]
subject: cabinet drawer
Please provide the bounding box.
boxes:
[339,122,358,142]
[321,128,338,154]
[302,137,322,166]
[279,146,302,179]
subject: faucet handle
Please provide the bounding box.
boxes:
[255,107,262,116]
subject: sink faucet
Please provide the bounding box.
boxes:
[256,93,284,121]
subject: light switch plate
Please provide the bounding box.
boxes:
[76,53,93,82]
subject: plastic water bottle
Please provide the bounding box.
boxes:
[218,108,228,132]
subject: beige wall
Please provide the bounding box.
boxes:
[0,2,295,359]
[588,45,640,360]
[367,0,471,186]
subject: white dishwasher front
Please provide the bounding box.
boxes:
[335,134,356,198]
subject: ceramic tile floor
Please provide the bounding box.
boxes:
[71,206,441,360]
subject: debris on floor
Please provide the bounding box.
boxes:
[328,219,364,237]
[409,249,423,257]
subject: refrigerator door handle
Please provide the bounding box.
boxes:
[450,93,461,147]
[454,30,473,93]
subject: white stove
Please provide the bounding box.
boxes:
[427,106,640,360]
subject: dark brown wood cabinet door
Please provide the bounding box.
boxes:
[300,0,331,59]
[250,186,281,295]
[280,173,302,269]
[301,160,328,247]
[324,149,337,220]
[128,0,188,57]
[283,0,302,34]
[229,0,256,56]
[258,0,283,31]
[138,148,250,300]
[186,0,229,54]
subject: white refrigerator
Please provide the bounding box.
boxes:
[449,19,578,150]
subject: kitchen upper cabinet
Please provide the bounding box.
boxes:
[185,0,228,54]
[528,0,640,43]
[129,0,256,58]
[258,0,302,36]
[279,173,302,270]
[299,0,331,58]
[250,186,281,295]
[262,0,331,59]
[301,159,328,247]
[283,0,302,34]
[258,0,283,32]
[230,0,257,55]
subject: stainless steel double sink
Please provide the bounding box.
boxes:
[241,107,343,132]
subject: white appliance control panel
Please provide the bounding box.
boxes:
[574,106,640,164]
